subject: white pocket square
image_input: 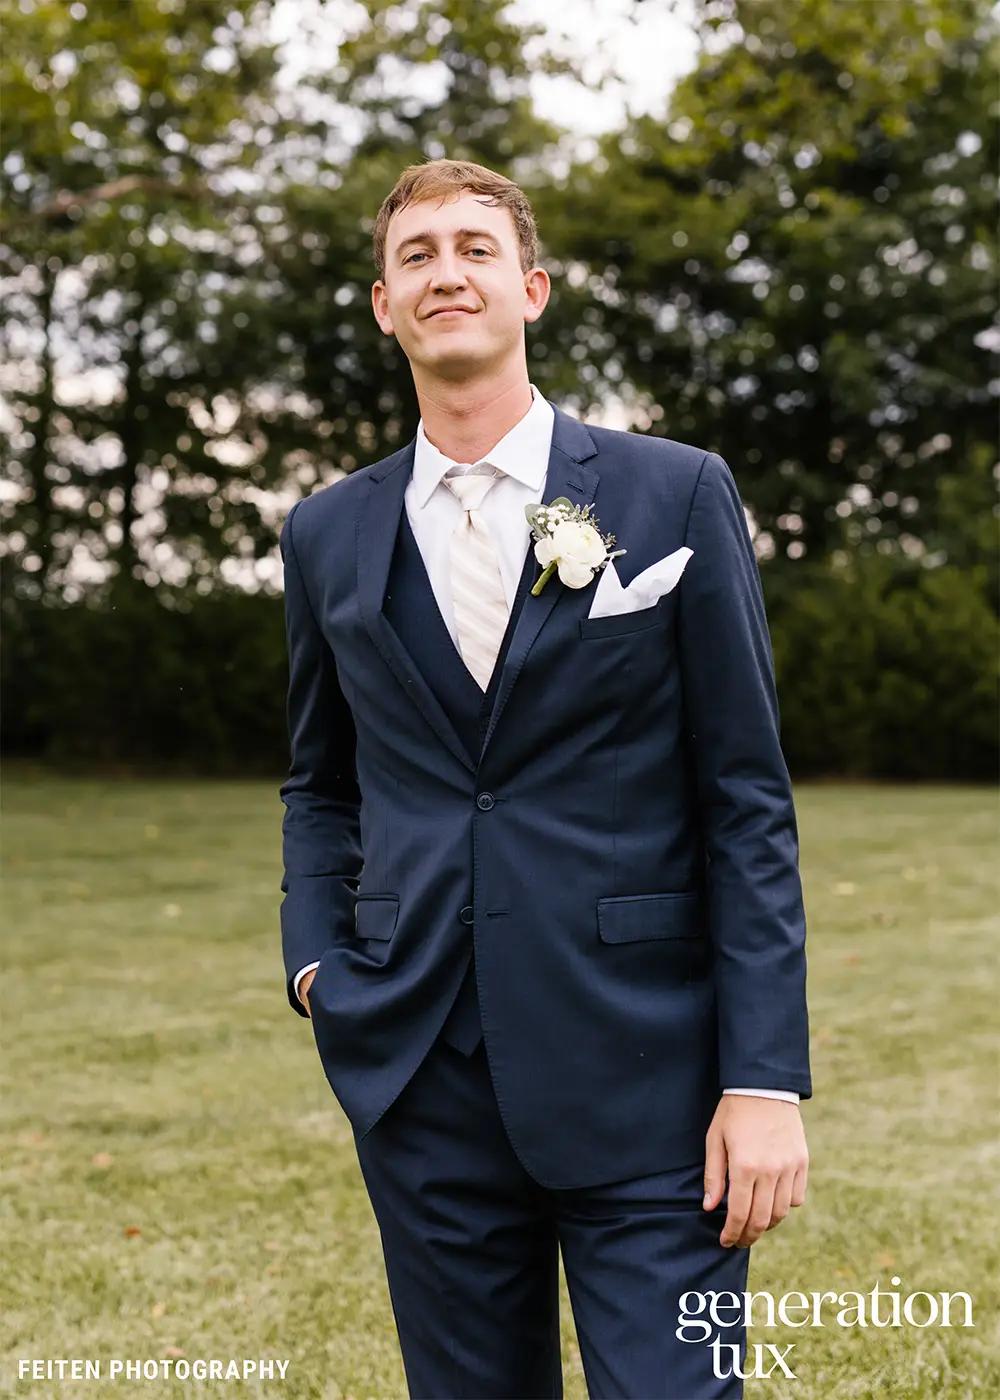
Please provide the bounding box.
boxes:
[586,547,693,620]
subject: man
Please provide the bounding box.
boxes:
[278,157,811,1399]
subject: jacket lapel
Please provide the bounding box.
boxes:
[356,400,599,773]
[357,443,477,774]
[479,409,598,763]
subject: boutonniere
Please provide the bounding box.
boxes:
[524,497,627,597]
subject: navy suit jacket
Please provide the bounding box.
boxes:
[278,400,811,1190]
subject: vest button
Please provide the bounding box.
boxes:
[459,905,474,924]
[476,792,495,810]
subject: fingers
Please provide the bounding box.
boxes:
[720,1169,755,1248]
[726,1156,808,1247]
[790,1158,809,1207]
[726,1168,776,1248]
[703,1129,728,1212]
[766,1169,794,1232]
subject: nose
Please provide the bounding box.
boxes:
[430,247,467,293]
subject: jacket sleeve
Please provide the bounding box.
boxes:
[277,499,363,1018]
[677,452,812,1097]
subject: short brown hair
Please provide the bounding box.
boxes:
[372,158,539,278]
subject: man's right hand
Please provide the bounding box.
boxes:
[299,967,318,1016]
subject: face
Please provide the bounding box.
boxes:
[371,189,549,383]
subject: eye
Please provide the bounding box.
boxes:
[404,246,492,265]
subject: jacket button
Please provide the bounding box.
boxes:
[459,905,474,924]
[476,792,495,810]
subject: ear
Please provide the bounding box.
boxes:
[523,266,550,325]
[371,280,395,336]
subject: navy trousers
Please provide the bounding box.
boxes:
[352,1011,750,1400]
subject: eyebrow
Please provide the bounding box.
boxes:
[394,227,499,259]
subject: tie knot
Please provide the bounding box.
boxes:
[442,462,503,512]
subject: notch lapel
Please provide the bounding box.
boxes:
[356,401,600,773]
[357,443,477,775]
[479,409,599,762]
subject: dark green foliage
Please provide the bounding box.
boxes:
[768,557,998,780]
[2,587,287,776]
[1,0,994,778]
[4,560,994,780]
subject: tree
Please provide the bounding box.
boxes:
[1,0,287,600]
[539,0,997,567]
[0,0,592,600]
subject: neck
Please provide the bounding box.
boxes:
[415,368,533,464]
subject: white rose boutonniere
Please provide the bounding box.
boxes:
[525,496,627,597]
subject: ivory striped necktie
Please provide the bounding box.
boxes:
[440,463,510,691]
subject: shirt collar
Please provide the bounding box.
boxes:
[410,383,554,509]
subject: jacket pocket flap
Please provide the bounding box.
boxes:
[597,891,702,944]
[354,894,399,941]
[579,597,670,640]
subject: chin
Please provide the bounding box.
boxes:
[423,348,494,378]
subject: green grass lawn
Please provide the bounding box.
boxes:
[2,772,998,1399]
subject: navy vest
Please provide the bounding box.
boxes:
[382,500,540,1054]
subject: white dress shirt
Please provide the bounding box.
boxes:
[292,385,798,1105]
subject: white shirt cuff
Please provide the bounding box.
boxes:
[723,1087,800,1103]
[293,961,321,1006]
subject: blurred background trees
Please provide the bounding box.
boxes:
[2,0,995,777]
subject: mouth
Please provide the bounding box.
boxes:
[426,308,478,320]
